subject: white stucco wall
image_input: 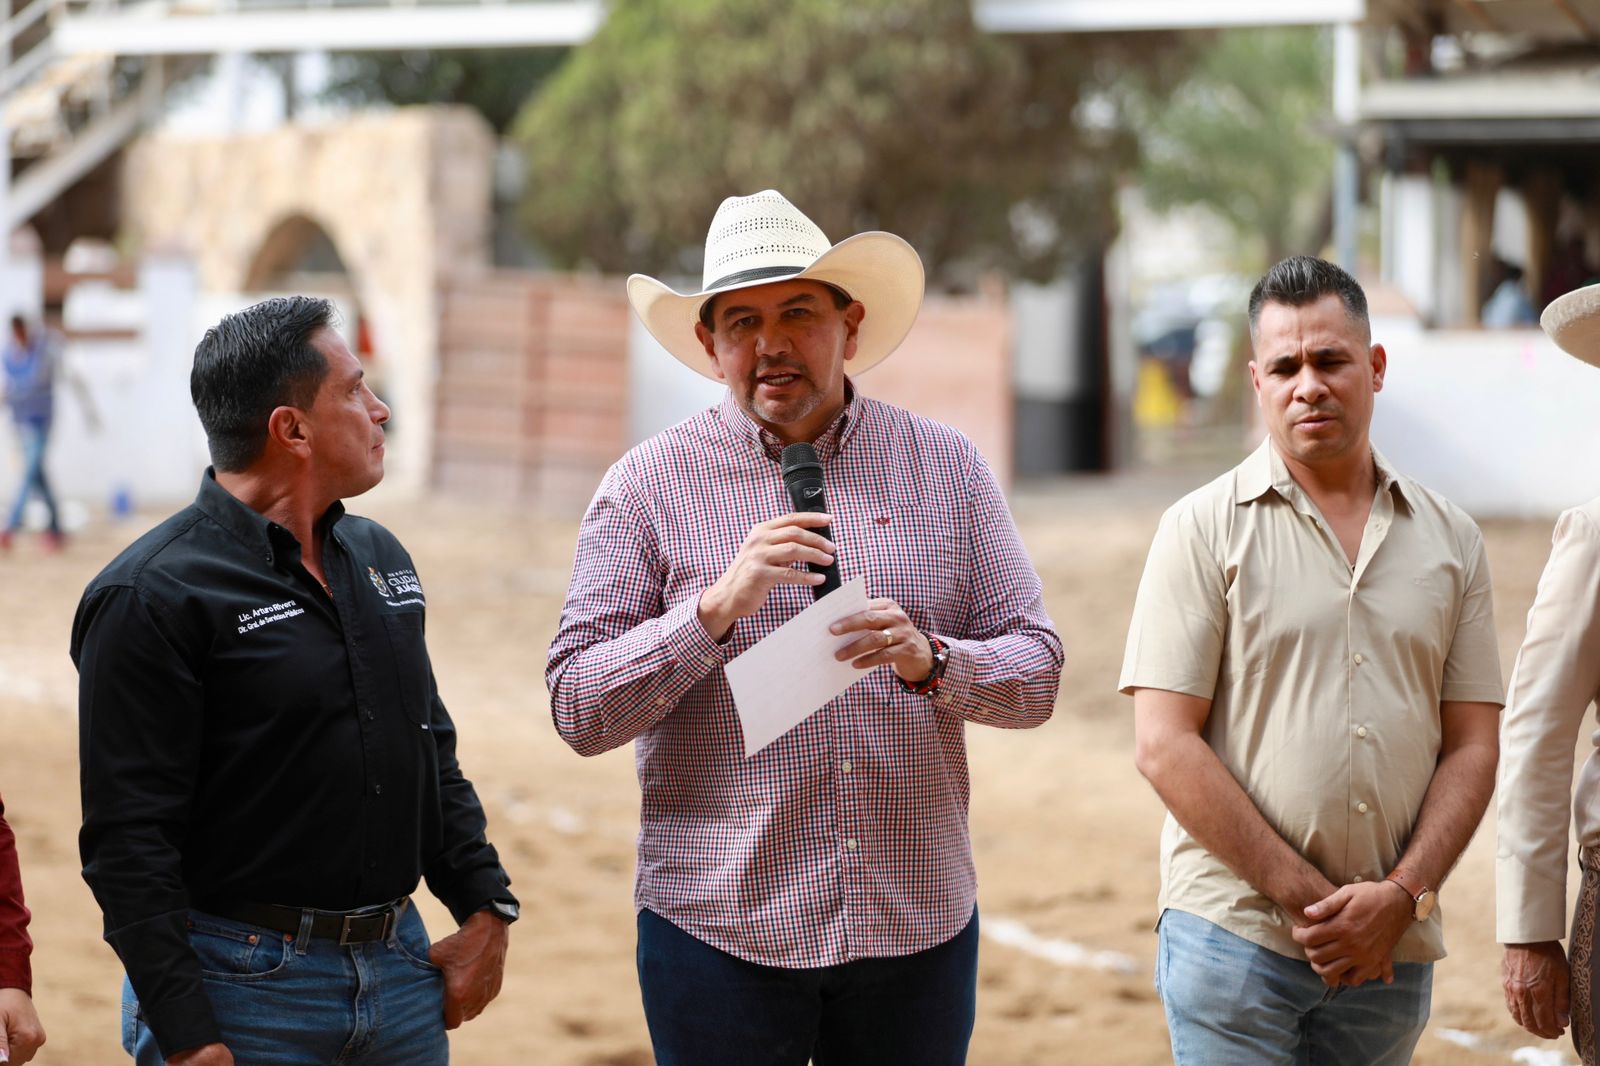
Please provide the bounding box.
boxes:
[1371,318,1600,517]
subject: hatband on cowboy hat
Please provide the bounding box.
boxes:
[1541,281,1600,368]
[626,189,925,381]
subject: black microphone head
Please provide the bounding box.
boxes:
[780,442,822,481]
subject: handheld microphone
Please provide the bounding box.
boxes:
[780,442,841,599]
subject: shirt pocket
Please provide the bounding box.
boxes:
[840,501,968,633]
[381,612,433,725]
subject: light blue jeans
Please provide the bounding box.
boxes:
[6,419,57,534]
[1156,908,1432,1066]
[121,904,448,1065]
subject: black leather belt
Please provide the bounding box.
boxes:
[202,897,410,945]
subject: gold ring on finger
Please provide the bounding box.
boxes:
[881,629,894,648]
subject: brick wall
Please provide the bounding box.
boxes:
[434,273,630,511]
[855,292,1013,488]
[435,274,1013,510]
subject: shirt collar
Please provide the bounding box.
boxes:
[193,468,347,567]
[1236,437,1412,511]
[718,377,862,463]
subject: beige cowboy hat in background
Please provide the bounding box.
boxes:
[626,189,926,382]
[1541,281,1600,368]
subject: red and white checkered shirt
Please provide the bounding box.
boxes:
[546,384,1062,967]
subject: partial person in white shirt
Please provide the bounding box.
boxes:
[1498,281,1600,1058]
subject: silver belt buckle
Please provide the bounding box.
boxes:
[336,907,393,945]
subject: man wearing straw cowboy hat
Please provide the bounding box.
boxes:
[1498,281,1600,1060]
[546,190,1062,1064]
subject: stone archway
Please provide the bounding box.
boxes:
[242,212,397,418]
[118,106,496,491]
[243,213,351,291]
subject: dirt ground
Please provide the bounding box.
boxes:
[0,463,1585,1065]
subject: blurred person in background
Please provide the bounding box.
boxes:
[0,795,45,1064]
[1497,282,1600,1059]
[1482,259,1539,329]
[1124,256,1504,1065]
[2,315,65,551]
[72,297,517,1066]
[1,313,100,551]
[547,190,1062,1065]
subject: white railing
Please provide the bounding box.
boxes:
[3,0,170,238]
[1,0,129,95]
[0,0,602,237]
[53,0,601,55]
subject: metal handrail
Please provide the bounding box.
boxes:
[0,0,58,55]
[0,38,54,97]
[3,0,170,102]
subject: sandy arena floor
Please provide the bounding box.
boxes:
[0,464,1585,1065]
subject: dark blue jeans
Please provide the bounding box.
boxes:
[637,907,979,1066]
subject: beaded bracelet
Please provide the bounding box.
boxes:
[897,631,948,697]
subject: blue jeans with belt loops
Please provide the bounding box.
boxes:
[121,903,448,1065]
[6,419,58,534]
[1156,908,1432,1066]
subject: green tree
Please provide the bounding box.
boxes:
[321,49,568,134]
[511,0,1185,286]
[1130,28,1334,267]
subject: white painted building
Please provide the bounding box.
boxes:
[1354,1,1600,513]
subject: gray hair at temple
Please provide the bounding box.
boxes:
[1247,256,1371,343]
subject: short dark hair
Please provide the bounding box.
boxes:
[9,315,24,337]
[1247,256,1370,339]
[190,296,335,472]
[698,280,853,331]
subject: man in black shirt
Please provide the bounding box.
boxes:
[73,296,517,1066]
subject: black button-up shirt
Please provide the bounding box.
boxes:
[72,472,514,1056]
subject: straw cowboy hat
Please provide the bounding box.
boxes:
[626,189,925,381]
[1541,281,1600,367]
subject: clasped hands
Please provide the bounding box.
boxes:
[1291,879,1415,988]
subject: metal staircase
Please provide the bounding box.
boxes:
[1,0,602,238]
[3,1,168,240]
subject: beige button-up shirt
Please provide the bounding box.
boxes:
[1120,439,1504,962]
[1497,499,1600,944]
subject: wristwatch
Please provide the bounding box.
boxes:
[1384,869,1436,922]
[483,899,520,924]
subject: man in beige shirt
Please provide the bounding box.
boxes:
[1498,281,1600,1060]
[1123,255,1505,1065]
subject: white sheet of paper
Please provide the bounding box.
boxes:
[725,575,873,757]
